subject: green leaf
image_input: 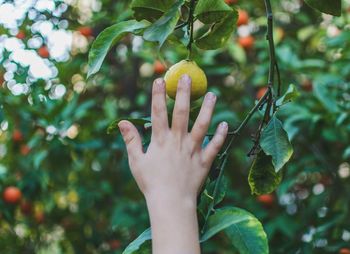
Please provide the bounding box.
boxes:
[195,10,237,50]
[304,0,341,16]
[248,152,283,195]
[313,83,339,113]
[260,115,293,172]
[87,20,149,78]
[122,228,151,254]
[143,0,185,47]
[201,207,268,254]
[276,84,300,106]
[130,0,175,21]
[194,0,233,24]
[107,117,151,134]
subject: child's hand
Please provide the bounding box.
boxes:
[118,74,228,202]
[118,74,228,254]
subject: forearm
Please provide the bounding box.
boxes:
[146,193,201,254]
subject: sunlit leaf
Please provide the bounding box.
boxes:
[87,20,149,78]
[248,152,282,195]
[260,115,293,172]
[195,10,237,50]
[122,228,151,254]
[276,84,300,106]
[201,207,268,254]
[130,0,175,21]
[194,0,233,24]
[143,0,185,47]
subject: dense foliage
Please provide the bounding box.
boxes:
[0,0,349,253]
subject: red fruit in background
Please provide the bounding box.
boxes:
[20,145,31,156]
[78,26,93,37]
[38,46,49,58]
[339,248,350,254]
[3,186,22,204]
[12,129,23,142]
[237,10,249,26]
[301,80,313,92]
[238,36,255,50]
[257,194,275,205]
[109,240,121,250]
[154,60,166,75]
[20,201,33,215]
[225,0,238,5]
[16,30,26,40]
[256,87,268,100]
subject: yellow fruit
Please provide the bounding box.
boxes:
[164,60,207,101]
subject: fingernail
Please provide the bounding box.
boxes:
[118,122,127,134]
[155,78,165,88]
[219,122,228,132]
[180,74,191,85]
[206,92,216,102]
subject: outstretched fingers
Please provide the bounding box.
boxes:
[191,92,217,146]
[151,78,169,141]
[171,74,192,136]
[118,120,143,161]
[202,122,228,166]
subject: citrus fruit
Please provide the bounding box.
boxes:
[164,60,207,101]
[3,186,22,204]
[238,35,255,50]
[237,10,249,26]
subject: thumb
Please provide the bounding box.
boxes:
[118,120,143,160]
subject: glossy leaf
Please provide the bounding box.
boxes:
[248,152,282,195]
[195,10,237,50]
[143,0,185,47]
[304,0,341,16]
[130,0,175,21]
[201,207,268,254]
[107,117,151,134]
[260,115,293,172]
[194,0,233,24]
[87,20,149,78]
[122,228,151,254]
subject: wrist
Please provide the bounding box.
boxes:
[145,190,197,211]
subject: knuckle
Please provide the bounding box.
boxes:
[124,134,135,145]
[152,104,163,116]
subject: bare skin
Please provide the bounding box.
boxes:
[118,74,228,254]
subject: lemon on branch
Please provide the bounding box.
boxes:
[164,60,207,101]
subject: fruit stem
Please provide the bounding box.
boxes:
[186,0,196,60]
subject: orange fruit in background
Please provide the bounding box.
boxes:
[3,186,22,204]
[16,30,26,40]
[237,10,249,26]
[109,240,121,250]
[257,194,275,205]
[256,87,268,100]
[12,129,23,142]
[339,248,350,254]
[225,0,238,5]
[154,60,166,75]
[78,26,93,37]
[38,46,49,58]
[238,36,255,50]
[20,145,31,155]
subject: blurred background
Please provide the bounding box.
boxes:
[0,0,349,253]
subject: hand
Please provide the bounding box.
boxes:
[118,74,228,201]
[118,74,228,254]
